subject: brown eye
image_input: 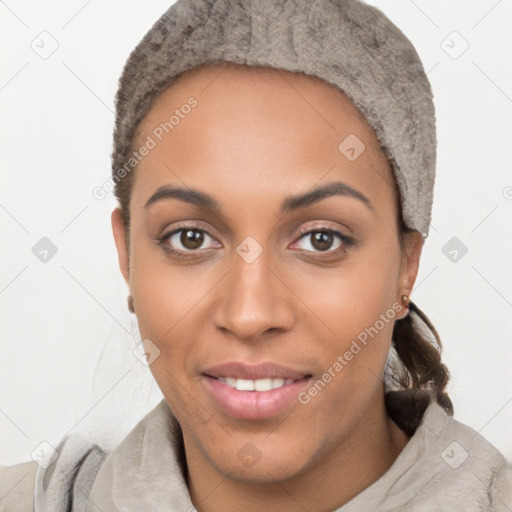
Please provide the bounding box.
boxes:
[180,229,205,250]
[158,227,218,254]
[310,231,334,251]
[296,229,343,253]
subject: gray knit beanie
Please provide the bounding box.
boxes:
[112,0,436,237]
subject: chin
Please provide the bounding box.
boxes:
[220,452,308,484]
[204,434,314,484]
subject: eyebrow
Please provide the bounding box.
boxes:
[144,180,373,215]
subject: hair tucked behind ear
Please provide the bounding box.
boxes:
[385,301,454,437]
[385,203,454,437]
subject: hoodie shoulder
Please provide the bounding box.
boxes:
[0,460,38,512]
[32,434,108,512]
[490,459,512,511]
[0,434,110,512]
[0,441,108,512]
[413,403,512,510]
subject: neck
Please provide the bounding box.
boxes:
[185,385,410,512]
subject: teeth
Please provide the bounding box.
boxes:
[235,379,254,391]
[255,378,273,391]
[218,377,294,391]
[271,378,284,389]
[226,377,237,388]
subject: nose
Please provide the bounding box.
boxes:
[213,244,295,342]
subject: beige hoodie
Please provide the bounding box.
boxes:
[1,397,511,512]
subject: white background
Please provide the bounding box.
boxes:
[1,0,511,465]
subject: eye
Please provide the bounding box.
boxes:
[156,226,219,258]
[156,224,355,260]
[292,227,355,256]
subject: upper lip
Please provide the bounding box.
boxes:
[203,362,311,380]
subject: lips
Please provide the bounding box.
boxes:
[201,361,312,420]
[203,361,310,380]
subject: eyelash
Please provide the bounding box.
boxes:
[155,224,355,260]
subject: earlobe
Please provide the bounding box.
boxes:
[111,207,130,286]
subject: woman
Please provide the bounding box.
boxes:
[1,0,511,510]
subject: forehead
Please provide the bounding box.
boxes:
[131,63,396,215]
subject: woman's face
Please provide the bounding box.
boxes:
[112,63,422,484]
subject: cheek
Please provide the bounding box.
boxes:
[292,236,402,399]
[128,241,210,384]
[128,228,210,337]
[297,241,401,343]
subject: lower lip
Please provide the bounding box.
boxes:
[203,375,311,420]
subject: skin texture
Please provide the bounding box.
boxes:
[111,63,423,512]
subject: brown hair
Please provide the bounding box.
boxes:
[385,207,454,437]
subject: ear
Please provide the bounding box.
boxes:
[111,207,130,286]
[396,230,424,318]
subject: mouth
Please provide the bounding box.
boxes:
[216,376,298,391]
[201,362,312,420]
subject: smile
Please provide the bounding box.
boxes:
[217,377,297,391]
[203,374,312,420]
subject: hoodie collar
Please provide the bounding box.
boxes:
[86,398,192,511]
[84,396,448,512]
